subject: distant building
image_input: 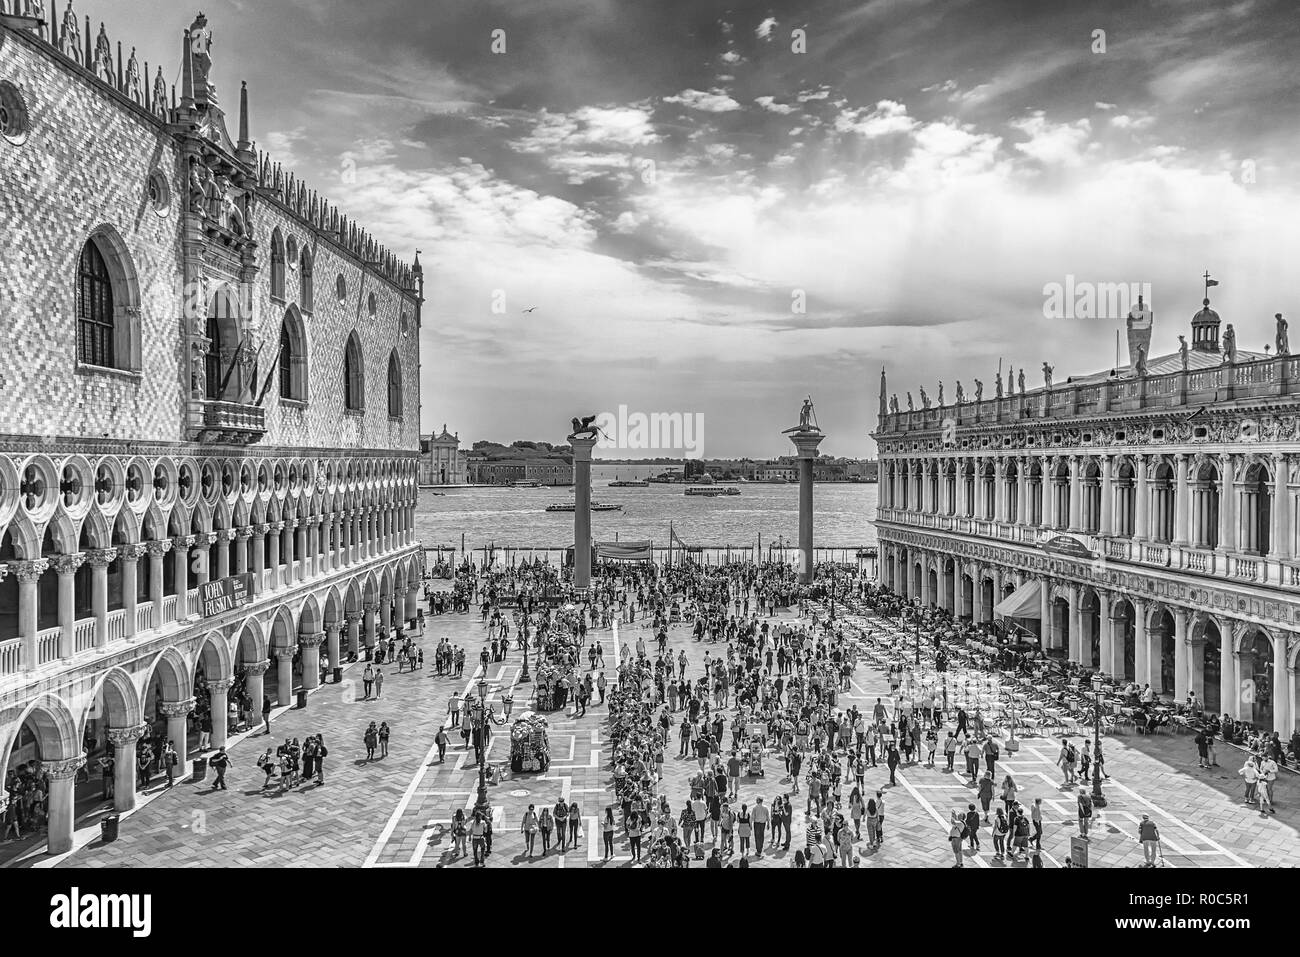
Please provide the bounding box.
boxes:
[419,425,466,485]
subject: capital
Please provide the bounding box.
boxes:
[324,620,342,635]
[269,521,285,532]
[106,724,149,747]
[252,524,270,537]
[235,526,254,541]
[146,539,173,558]
[344,612,363,625]
[275,647,296,661]
[192,532,216,548]
[51,552,86,575]
[85,547,118,568]
[119,543,147,561]
[363,602,379,613]
[171,535,195,550]
[298,631,325,647]
[206,677,235,693]
[41,757,87,780]
[242,659,270,676]
[159,697,196,717]
[284,517,299,530]
[13,559,50,584]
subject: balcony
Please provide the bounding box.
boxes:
[197,400,267,444]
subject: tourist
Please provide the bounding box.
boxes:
[964,803,981,852]
[262,694,272,735]
[977,772,994,822]
[363,722,378,761]
[1137,814,1160,866]
[315,735,328,784]
[257,748,276,789]
[1238,754,1260,805]
[992,807,1009,860]
[363,663,374,699]
[949,812,966,867]
[1077,788,1093,838]
[435,725,449,763]
[162,740,178,788]
[470,810,488,865]
[521,804,538,858]
[539,806,554,853]
[601,807,616,860]
[1258,753,1278,813]
[374,667,385,699]
[1030,797,1043,849]
[378,721,390,758]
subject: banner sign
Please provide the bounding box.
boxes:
[199,573,254,618]
[1040,534,1096,560]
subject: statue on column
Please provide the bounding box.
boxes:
[955,381,965,404]
[1042,362,1054,390]
[1017,368,1025,394]
[1178,335,1189,370]
[1135,344,1148,377]
[974,379,983,403]
[568,415,601,440]
[796,395,819,430]
[937,382,944,406]
[189,12,219,107]
[995,371,1003,398]
[906,392,914,412]
[1222,324,1237,364]
[1276,313,1289,356]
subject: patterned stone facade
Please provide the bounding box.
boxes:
[0,5,427,843]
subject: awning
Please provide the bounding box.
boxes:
[993,580,1042,619]
[595,541,652,561]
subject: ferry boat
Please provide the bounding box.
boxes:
[545,502,623,512]
[609,479,649,487]
[512,479,541,488]
[684,486,740,496]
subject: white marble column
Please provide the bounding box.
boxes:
[15,561,46,670]
[1173,453,1189,546]
[1099,455,1114,536]
[171,535,194,619]
[207,678,232,750]
[43,757,85,855]
[107,725,146,812]
[1067,455,1082,532]
[1068,585,1083,663]
[87,547,116,651]
[120,544,143,639]
[300,632,324,690]
[1272,632,1289,735]
[1134,455,1149,541]
[52,552,84,659]
[1271,453,1291,560]
[276,648,295,706]
[160,697,195,774]
[1174,608,1190,702]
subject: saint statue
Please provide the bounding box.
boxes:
[189,12,219,107]
[974,379,983,403]
[937,382,944,406]
[955,381,965,404]
[1017,369,1025,394]
[1276,314,1289,356]
[1135,344,1148,377]
[797,396,817,430]
[1178,335,1189,371]
[919,386,930,409]
[994,371,1003,399]
[906,392,914,412]
[1042,362,1054,390]
[1222,323,1237,364]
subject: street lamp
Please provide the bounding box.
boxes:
[1090,673,1108,808]
[474,677,491,817]
[520,628,531,682]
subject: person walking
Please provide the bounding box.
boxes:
[539,806,554,854]
[752,796,770,857]
[363,663,375,700]
[470,810,488,866]
[977,772,994,823]
[162,740,178,788]
[567,800,581,849]
[1077,787,1093,838]
[949,811,966,867]
[262,694,272,736]
[315,735,328,784]
[886,742,901,786]
[963,803,981,852]
[257,748,276,789]
[435,726,449,763]
[1238,755,1260,805]
[374,667,385,699]
[521,804,539,858]
[1258,754,1277,814]
[992,807,1009,861]
[601,807,616,861]
[363,722,378,761]
[944,731,958,773]
[378,721,390,758]
[210,747,229,790]
[1030,797,1043,849]
[736,803,753,858]
[1137,814,1160,867]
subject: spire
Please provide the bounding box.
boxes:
[878,367,887,418]
[412,249,423,276]
[237,80,251,151]
[179,28,194,110]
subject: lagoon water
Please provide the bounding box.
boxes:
[415,464,878,553]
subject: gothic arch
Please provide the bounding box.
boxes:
[85,666,143,731]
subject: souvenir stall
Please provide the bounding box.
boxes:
[509,712,551,772]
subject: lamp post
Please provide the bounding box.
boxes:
[520,629,531,682]
[474,677,491,817]
[1090,674,1108,808]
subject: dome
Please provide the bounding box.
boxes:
[696,472,715,484]
[1193,298,1219,323]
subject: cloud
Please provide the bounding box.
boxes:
[834,100,917,138]
[756,17,777,40]
[1010,112,1093,167]
[755,95,797,114]
[663,88,743,112]
[1109,113,1156,131]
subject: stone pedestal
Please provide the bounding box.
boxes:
[786,429,826,585]
[570,435,598,590]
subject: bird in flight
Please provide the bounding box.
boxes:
[522,306,538,313]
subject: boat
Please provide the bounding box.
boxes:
[545,502,623,512]
[609,480,649,487]
[685,486,740,496]
[512,479,541,488]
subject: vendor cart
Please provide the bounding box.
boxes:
[509,712,551,773]
[747,743,764,777]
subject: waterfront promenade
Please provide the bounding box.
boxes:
[13,586,1297,870]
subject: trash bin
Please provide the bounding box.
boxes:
[297,689,308,709]
[191,757,208,782]
[101,815,119,842]
[364,646,372,661]
[333,666,343,684]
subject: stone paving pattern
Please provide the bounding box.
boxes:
[23,598,1300,869]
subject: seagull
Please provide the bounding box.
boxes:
[522,306,538,313]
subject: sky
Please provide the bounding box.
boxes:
[72,0,1300,457]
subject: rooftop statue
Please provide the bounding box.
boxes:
[1042,362,1054,390]
[1017,369,1025,394]
[1178,335,1189,371]
[1277,314,1289,357]
[1222,324,1237,364]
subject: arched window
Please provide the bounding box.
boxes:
[270,228,286,300]
[204,315,223,399]
[278,307,307,401]
[77,240,115,367]
[387,350,403,417]
[299,248,314,312]
[344,332,364,411]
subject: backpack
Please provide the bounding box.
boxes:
[1079,795,1093,817]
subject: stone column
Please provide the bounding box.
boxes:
[120,544,143,639]
[570,434,598,590]
[275,648,296,706]
[1039,576,1051,646]
[1133,599,1150,688]
[171,535,194,619]
[380,594,392,639]
[43,757,85,855]
[324,621,342,677]
[243,660,269,718]
[15,560,46,672]
[147,540,171,629]
[214,529,232,580]
[331,512,343,569]
[306,519,318,579]
[282,519,296,586]
[299,632,324,690]
[1099,455,1114,536]
[267,522,282,590]
[1173,608,1190,702]
[52,552,85,660]
[87,548,116,651]
[1067,455,1082,532]
[1172,454,1189,546]
[1068,585,1083,663]
[788,427,827,585]
[107,725,146,812]
[346,612,362,656]
[207,678,233,750]
[1016,458,1029,524]
[160,697,195,774]
[234,527,252,576]
[1039,455,1051,527]
[1098,592,1114,675]
[1220,626,1237,719]
[1217,453,1235,553]
[363,602,379,653]
[1134,455,1149,542]
[1273,632,1291,735]
[1271,453,1291,560]
[406,582,420,627]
